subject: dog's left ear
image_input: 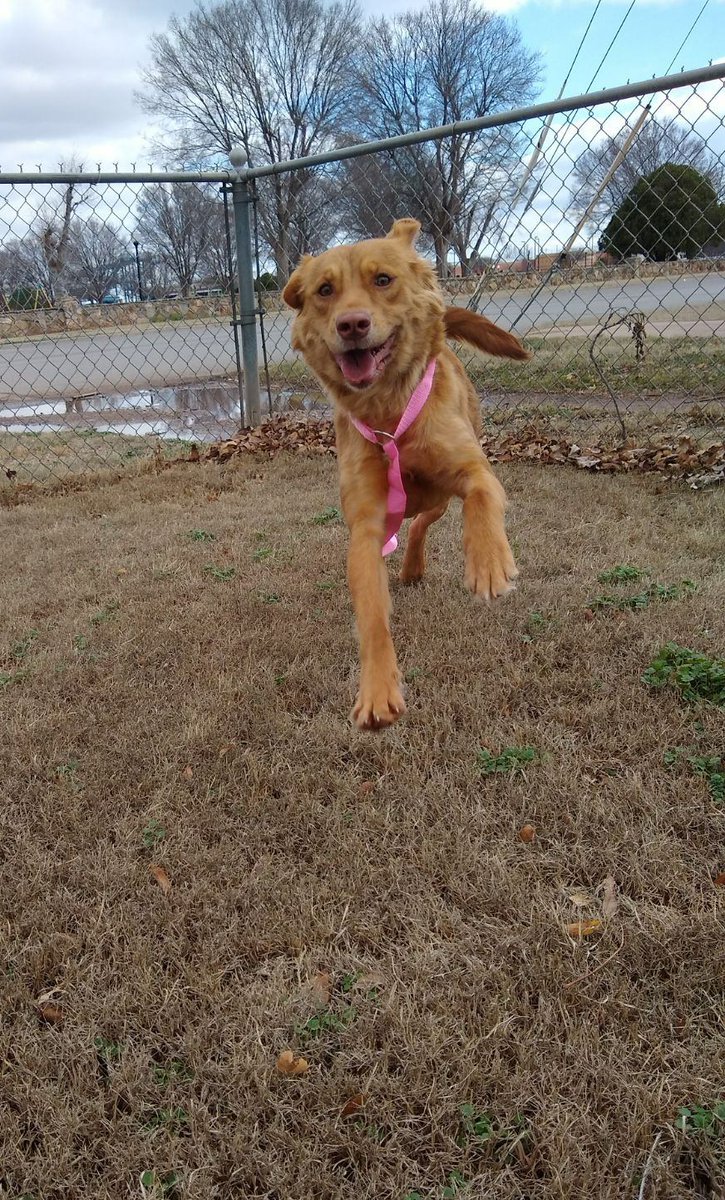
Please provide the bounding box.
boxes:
[386,218,421,248]
[282,256,312,310]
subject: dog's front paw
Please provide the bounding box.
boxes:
[465,536,518,602]
[352,672,406,731]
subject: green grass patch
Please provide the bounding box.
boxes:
[141,1106,188,1133]
[597,565,649,584]
[10,629,39,659]
[643,643,725,706]
[312,506,342,525]
[90,600,120,625]
[296,1006,357,1040]
[139,1170,182,1199]
[589,580,696,612]
[0,669,27,687]
[664,748,724,803]
[676,1101,725,1135]
[94,1035,123,1063]
[204,564,236,581]
[141,819,166,850]
[153,1060,194,1087]
[477,746,537,775]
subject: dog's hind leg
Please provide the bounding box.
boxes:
[400,502,449,585]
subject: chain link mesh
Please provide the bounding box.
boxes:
[1,70,724,488]
[0,179,240,485]
[257,73,725,446]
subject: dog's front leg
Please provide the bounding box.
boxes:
[345,507,405,732]
[461,462,518,601]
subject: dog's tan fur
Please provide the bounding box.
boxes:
[283,217,529,730]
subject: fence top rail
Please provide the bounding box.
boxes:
[243,62,725,180]
[0,170,233,186]
[0,62,722,189]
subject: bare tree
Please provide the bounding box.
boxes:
[199,198,235,291]
[571,114,724,226]
[139,0,360,280]
[348,0,541,275]
[67,218,126,303]
[136,183,218,296]
[5,182,87,304]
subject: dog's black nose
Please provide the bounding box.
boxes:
[336,311,371,340]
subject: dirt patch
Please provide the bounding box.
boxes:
[1,460,724,1199]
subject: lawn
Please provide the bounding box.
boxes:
[1,456,724,1200]
[266,334,725,404]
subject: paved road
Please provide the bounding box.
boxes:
[0,320,239,403]
[1,271,723,405]
[480,270,725,333]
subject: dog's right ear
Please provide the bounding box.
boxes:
[282,256,312,310]
[386,218,421,248]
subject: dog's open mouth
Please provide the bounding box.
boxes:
[333,334,395,388]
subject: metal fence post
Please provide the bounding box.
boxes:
[229,147,261,427]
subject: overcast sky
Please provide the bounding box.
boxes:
[0,0,722,175]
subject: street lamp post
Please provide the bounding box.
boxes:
[132,236,144,302]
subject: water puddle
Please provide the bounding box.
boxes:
[0,379,243,442]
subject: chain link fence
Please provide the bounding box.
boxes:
[0,173,247,485]
[254,65,725,448]
[1,64,724,489]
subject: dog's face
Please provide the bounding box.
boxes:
[283,218,444,395]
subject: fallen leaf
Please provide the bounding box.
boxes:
[218,743,235,757]
[182,764,193,780]
[602,875,618,919]
[37,1003,64,1024]
[149,864,172,895]
[568,889,595,908]
[309,971,332,1007]
[340,1093,366,1119]
[276,1049,309,1077]
[714,872,725,887]
[518,823,536,843]
[565,918,603,939]
[36,986,64,1005]
[357,781,376,798]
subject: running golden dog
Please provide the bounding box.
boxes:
[283,218,529,730]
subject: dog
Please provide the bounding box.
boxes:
[283,217,529,731]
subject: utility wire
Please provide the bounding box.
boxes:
[466,1,604,308]
[560,0,605,98]
[515,0,639,247]
[665,0,710,74]
[585,0,638,91]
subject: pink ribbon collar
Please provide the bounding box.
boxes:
[349,358,437,557]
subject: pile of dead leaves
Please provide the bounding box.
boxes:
[205,416,336,463]
[481,428,725,488]
[201,417,724,488]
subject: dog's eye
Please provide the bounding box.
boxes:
[318,282,333,297]
[374,273,393,288]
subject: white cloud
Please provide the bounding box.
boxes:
[0,0,186,172]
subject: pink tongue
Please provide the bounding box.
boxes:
[336,349,377,385]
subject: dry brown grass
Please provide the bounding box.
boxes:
[1,458,724,1200]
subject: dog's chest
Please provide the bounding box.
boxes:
[402,470,446,517]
